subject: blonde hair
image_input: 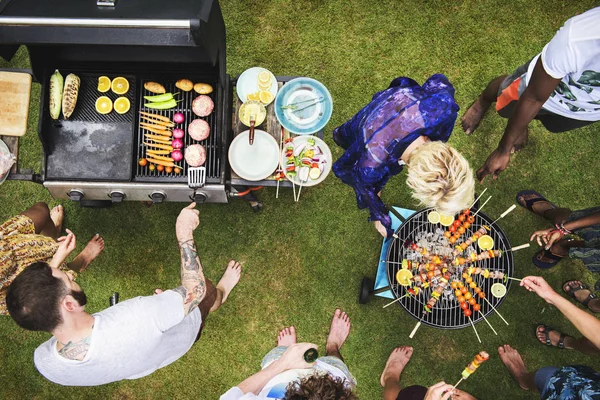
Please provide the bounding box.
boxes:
[406,141,475,216]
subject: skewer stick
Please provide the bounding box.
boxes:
[453,378,464,389]
[472,196,492,217]
[506,277,522,282]
[483,297,509,325]
[481,313,498,335]
[469,188,488,209]
[276,179,280,199]
[383,293,410,308]
[276,126,285,199]
[491,204,517,225]
[296,181,303,202]
[468,317,482,343]
[506,243,530,252]
[409,319,423,339]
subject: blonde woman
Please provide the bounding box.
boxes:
[333,75,475,237]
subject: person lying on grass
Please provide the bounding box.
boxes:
[517,190,600,278]
[380,346,476,400]
[461,7,600,182]
[332,75,475,238]
[6,202,241,386]
[0,202,103,315]
[221,309,356,399]
[521,275,599,356]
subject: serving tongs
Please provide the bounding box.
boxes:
[281,96,325,113]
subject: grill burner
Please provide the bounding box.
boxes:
[386,208,513,329]
[135,76,221,184]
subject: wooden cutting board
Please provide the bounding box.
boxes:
[0,71,32,136]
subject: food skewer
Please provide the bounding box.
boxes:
[506,243,530,252]
[408,318,423,339]
[505,277,522,282]
[490,204,517,226]
[296,178,303,202]
[482,296,509,325]
[472,196,492,217]
[454,351,489,388]
[468,317,481,343]
[276,126,286,199]
[469,188,488,209]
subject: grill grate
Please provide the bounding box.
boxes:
[386,208,513,329]
[134,76,221,183]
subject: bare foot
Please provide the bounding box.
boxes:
[563,280,600,313]
[461,96,491,135]
[50,205,64,232]
[277,326,297,347]
[380,346,413,387]
[498,345,531,391]
[216,260,242,304]
[325,309,351,355]
[536,325,574,349]
[68,234,105,272]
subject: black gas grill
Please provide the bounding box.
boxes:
[0,0,231,205]
[386,208,514,330]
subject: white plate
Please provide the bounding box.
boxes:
[236,67,278,104]
[229,129,280,181]
[281,135,332,187]
[0,139,10,185]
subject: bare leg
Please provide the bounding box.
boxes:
[461,75,507,135]
[380,346,413,400]
[21,202,61,239]
[277,326,297,346]
[209,260,242,312]
[498,345,537,391]
[543,207,573,225]
[325,309,351,361]
[571,337,600,356]
[67,234,105,272]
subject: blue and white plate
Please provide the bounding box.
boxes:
[275,77,333,135]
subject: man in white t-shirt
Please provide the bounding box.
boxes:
[221,309,356,399]
[461,7,600,182]
[6,202,242,386]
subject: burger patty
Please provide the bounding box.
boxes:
[188,119,210,141]
[192,95,214,117]
[185,144,206,167]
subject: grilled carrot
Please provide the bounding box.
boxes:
[146,157,178,168]
[141,117,175,128]
[145,154,174,162]
[144,133,172,143]
[143,142,173,150]
[140,122,170,131]
[140,111,171,122]
[141,127,172,137]
[145,149,171,155]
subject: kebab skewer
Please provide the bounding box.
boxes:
[454,351,490,388]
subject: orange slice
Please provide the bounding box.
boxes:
[95,96,113,114]
[114,97,130,114]
[97,76,111,93]
[111,77,129,95]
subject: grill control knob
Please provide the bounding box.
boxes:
[109,191,125,203]
[68,189,84,202]
[192,192,207,204]
[150,191,166,204]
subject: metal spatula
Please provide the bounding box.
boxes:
[188,167,206,189]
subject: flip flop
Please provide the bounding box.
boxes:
[532,248,564,269]
[516,190,557,217]
[563,281,598,310]
[536,324,566,349]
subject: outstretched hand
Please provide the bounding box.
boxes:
[530,228,562,250]
[277,343,318,371]
[476,148,511,183]
[521,276,559,304]
[176,202,199,240]
[51,229,77,267]
[374,220,388,237]
[424,381,455,400]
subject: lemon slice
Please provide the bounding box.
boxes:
[478,235,494,251]
[439,213,454,227]
[247,91,260,101]
[114,97,130,114]
[95,96,113,114]
[111,77,129,95]
[491,282,507,298]
[259,90,274,105]
[396,269,413,286]
[427,211,440,224]
[97,76,111,93]
[258,70,271,84]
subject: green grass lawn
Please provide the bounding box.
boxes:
[1,1,600,398]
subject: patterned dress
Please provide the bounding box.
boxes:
[0,215,70,315]
[332,75,459,237]
[541,365,600,399]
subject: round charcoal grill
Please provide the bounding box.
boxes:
[386,207,514,329]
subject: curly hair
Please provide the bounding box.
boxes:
[285,372,357,400]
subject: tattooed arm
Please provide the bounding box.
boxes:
[173,203,206,316]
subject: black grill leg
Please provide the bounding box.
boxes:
[359,277,374,304]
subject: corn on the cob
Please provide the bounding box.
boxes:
[49,70,64,120]
[62,73,80,119]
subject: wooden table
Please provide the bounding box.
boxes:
[230,76,324,188]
